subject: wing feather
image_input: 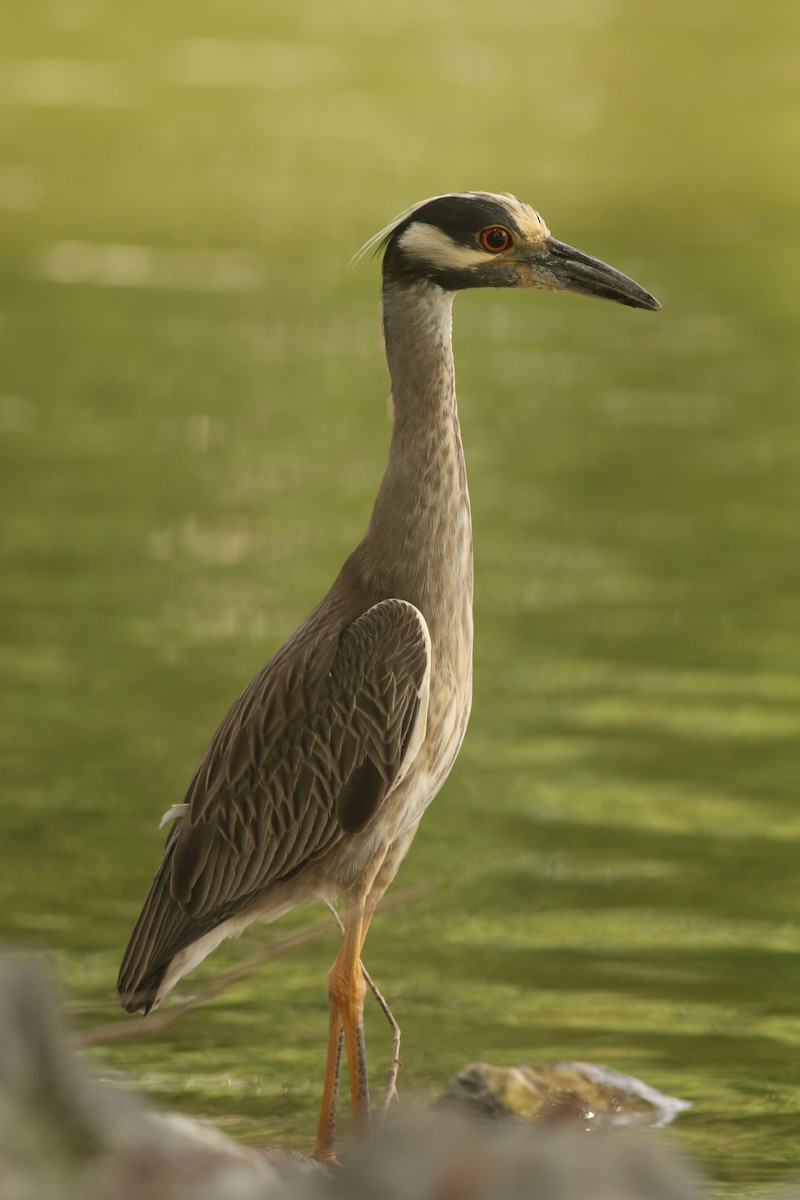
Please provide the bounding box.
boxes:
[118,597,431,1011]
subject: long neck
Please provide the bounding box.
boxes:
[360,279,473,625]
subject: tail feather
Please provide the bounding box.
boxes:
[117,844,215,1014]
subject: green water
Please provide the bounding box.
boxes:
[1,0,799,1191]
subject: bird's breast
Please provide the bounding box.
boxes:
[389,598,473,842]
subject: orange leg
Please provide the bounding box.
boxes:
[313,1021,344,1165]
[313,897,373,1164]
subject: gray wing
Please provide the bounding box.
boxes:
[118,598,430,1009]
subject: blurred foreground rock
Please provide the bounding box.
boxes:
[0,954,707,1199]
[0,956,317,1200]
[334,1113,702,1200]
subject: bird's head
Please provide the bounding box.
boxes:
[359,191,659,311]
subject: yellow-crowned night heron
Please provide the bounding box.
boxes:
[117,192,659,1163]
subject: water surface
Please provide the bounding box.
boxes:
[1,1,799,1191]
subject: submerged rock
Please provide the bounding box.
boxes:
[438,1060,691,1130]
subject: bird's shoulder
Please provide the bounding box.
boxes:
[164,568,432,914]
[184,550,430,811]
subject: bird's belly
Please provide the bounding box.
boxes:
[392,675,472,837]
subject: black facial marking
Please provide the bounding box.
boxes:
[381,193,525,288]
[398,195,523,248]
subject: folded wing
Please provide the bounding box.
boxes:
[117,598,431,1012]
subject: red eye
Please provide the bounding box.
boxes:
[479,226,512,253]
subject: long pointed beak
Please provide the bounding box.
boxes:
[530,237,660,310]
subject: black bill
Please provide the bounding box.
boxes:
[538,237,660,310]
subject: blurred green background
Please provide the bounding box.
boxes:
[1,0,799,1191]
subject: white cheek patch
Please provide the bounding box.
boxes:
[397,222,489,272]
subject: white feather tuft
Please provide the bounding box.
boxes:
[159,802,189,829]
